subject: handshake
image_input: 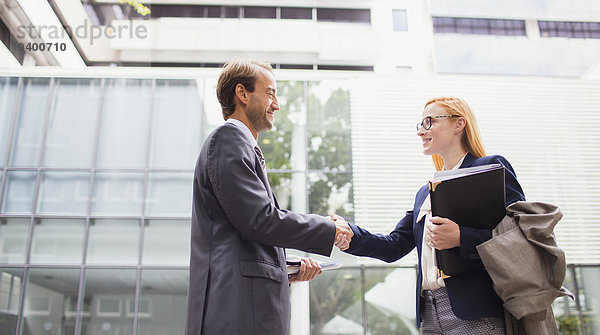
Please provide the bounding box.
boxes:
[331,214,353,251]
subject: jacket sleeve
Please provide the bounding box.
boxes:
[458,155,526,261]
[208,127,336,256]
[344,210,416,263]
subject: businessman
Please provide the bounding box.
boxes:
[185,59,353,335]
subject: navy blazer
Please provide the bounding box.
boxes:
[345,153,526,327]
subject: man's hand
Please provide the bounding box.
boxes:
[426,216,460,250]
[331,214,353,251]
[289,258,322,284]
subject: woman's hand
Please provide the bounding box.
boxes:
[426,216,461,250]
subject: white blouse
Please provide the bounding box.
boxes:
[418,154,467,293]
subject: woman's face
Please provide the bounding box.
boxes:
[417,103,460,156]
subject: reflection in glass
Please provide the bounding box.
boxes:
[87,219,140,265]
[137,269,188,334]
[145,173,193,216]
[308,172,354,222]
[30,219,85,264]
[0,218,29,264]
[22,268,80,335]
[92,172,144,215]
[150,80,202,169]
[0,268,24,334]
[268,172,307,212]
[307,81,352,171]
[1,171,36,214]
[142,220,189,266]
[310,268,363,334]
[553,267,583,334]
[259,81,306,170]
[0,77,18,167]
[81,269,136,335]
[10,78,50,167]
[96,79,152,168]
[364,268,418,334]
[43,79,101,167]
[580,267,600,334]
[37,171,89,215]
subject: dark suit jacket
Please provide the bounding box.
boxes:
[186,123,336,335]
[345,153,526,327]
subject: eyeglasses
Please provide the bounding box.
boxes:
[416,115,460,131]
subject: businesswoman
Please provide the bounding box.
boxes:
[342,97,525,334]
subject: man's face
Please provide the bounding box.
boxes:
[246,68,279,134]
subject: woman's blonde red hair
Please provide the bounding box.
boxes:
[424,97,486,171]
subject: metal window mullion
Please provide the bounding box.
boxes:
[11,77,26,335]
[133,78,156,335]
[361,265,367,335]
[303,80,310,218]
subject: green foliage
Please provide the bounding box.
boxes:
[307,83,354,220]
[121,0,151,16]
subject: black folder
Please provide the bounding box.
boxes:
[428,164,506,277]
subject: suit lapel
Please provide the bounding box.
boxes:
[460,153,477,168]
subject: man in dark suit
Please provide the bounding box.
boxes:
[185,59,353,335]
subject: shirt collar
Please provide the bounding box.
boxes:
[226,118,258,147]
[444,153,468,171]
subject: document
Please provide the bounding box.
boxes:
[429,164,506,277]
[286,259,342,275]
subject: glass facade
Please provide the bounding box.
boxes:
[0,77,201,335]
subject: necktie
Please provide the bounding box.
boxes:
[254,145,267,174]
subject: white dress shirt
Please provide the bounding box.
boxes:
[226,118,258,147]
[419,154,467,293]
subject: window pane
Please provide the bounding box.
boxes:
[308,172,354,222]
[10,78,50,167]
[281,7,312,20]
[91,172,144,215]
[0,268,23,333]
[268,172,306,212]
[392,9,408,31]
[243,6,276,19]
[23,268,80,334]
[150,80,202,169]
[206,6,220,18]
[96,79,152,168]
[142,220,189,265]
[1,170,36,214]
[308,81,352,171]
[317,8,371,24]
[0,77,18,167]
[0,218,29,263]
[43,79,101,167]
[310,268,363,333]
[138,269,188,334]
[37,171,90,215]
[365,268,418,333]
[87,219,140,265]
[224,6,239,18]
[553,267,583,334]
[82,269,136,335]
[146,173,192,216]
[259,81,306,170]
[30,219,85,264]
[579,267,600,334]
